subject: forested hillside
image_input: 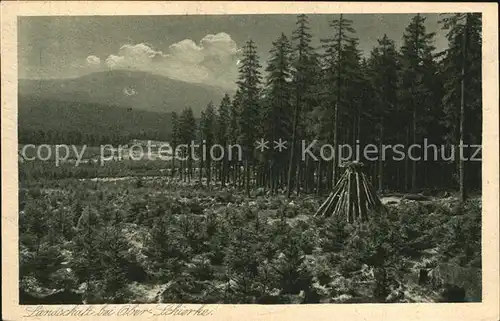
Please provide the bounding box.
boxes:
[18,95,173,144]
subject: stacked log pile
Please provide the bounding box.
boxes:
[315,161,384,222]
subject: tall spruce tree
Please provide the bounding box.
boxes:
[217,94,231,186]
[170,112,180,179]
[341,38,364,146]
[198,110,206,182]
[440,13,482,201]
[399,14,437,191]
[320,14,357,187]
[179,107,197,182]
[368,35,399,192]
[263,33,293,194]
[229,91,243,186]
[287,14,317,197]
[202,102,217,187]
[237,40,262,196]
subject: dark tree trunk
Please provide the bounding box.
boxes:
[378,116,384,192]
[459,14,469,203]
[316,160,322,195]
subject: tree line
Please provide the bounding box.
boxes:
[171,13,482,201]
[19,129,165,146]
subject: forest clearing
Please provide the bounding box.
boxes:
[19,157,481,304]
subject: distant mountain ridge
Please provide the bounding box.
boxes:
[19,70,230,115]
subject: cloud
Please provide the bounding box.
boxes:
[119,43,164,64]
[201,32,239,57]
[86,55,101,66]
[97,32,241,89]
[168,39,204,64]
[105,54,125,68]
[103,44,166,69]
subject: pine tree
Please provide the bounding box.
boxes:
[440,13,482,201]
[179,107,197,182]
[341,38,364,146]
[287,14,317,197]
[263,33,293,194]
[399,14,437,191]
[73,206,103,303]
[355,58,375,163]
[217,94,231,186]
[99,213,130,303]
[202,101,217,187]
[270,229,311,295]
[237,40,262,196]
[170,112,180,179]
[147,214,192,282]
[224,224,260,302]
[198,110,206,182]
[368,35,399,192]
[320,14,357,187]
[229,91,242,186]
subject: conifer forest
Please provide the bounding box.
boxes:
[19,13,483,304]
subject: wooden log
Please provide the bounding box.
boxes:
[360,173,372,206]
[346,169,352,222]
[360,173,375,213]
[315,191,333,216]
[346,172,354,223]
[319,179,345,217]
[356,172,363,220]
[332,185,347,219]
[315,170,349,217]
[340,179,351,221]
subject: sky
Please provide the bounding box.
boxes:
[18,14,449,89]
